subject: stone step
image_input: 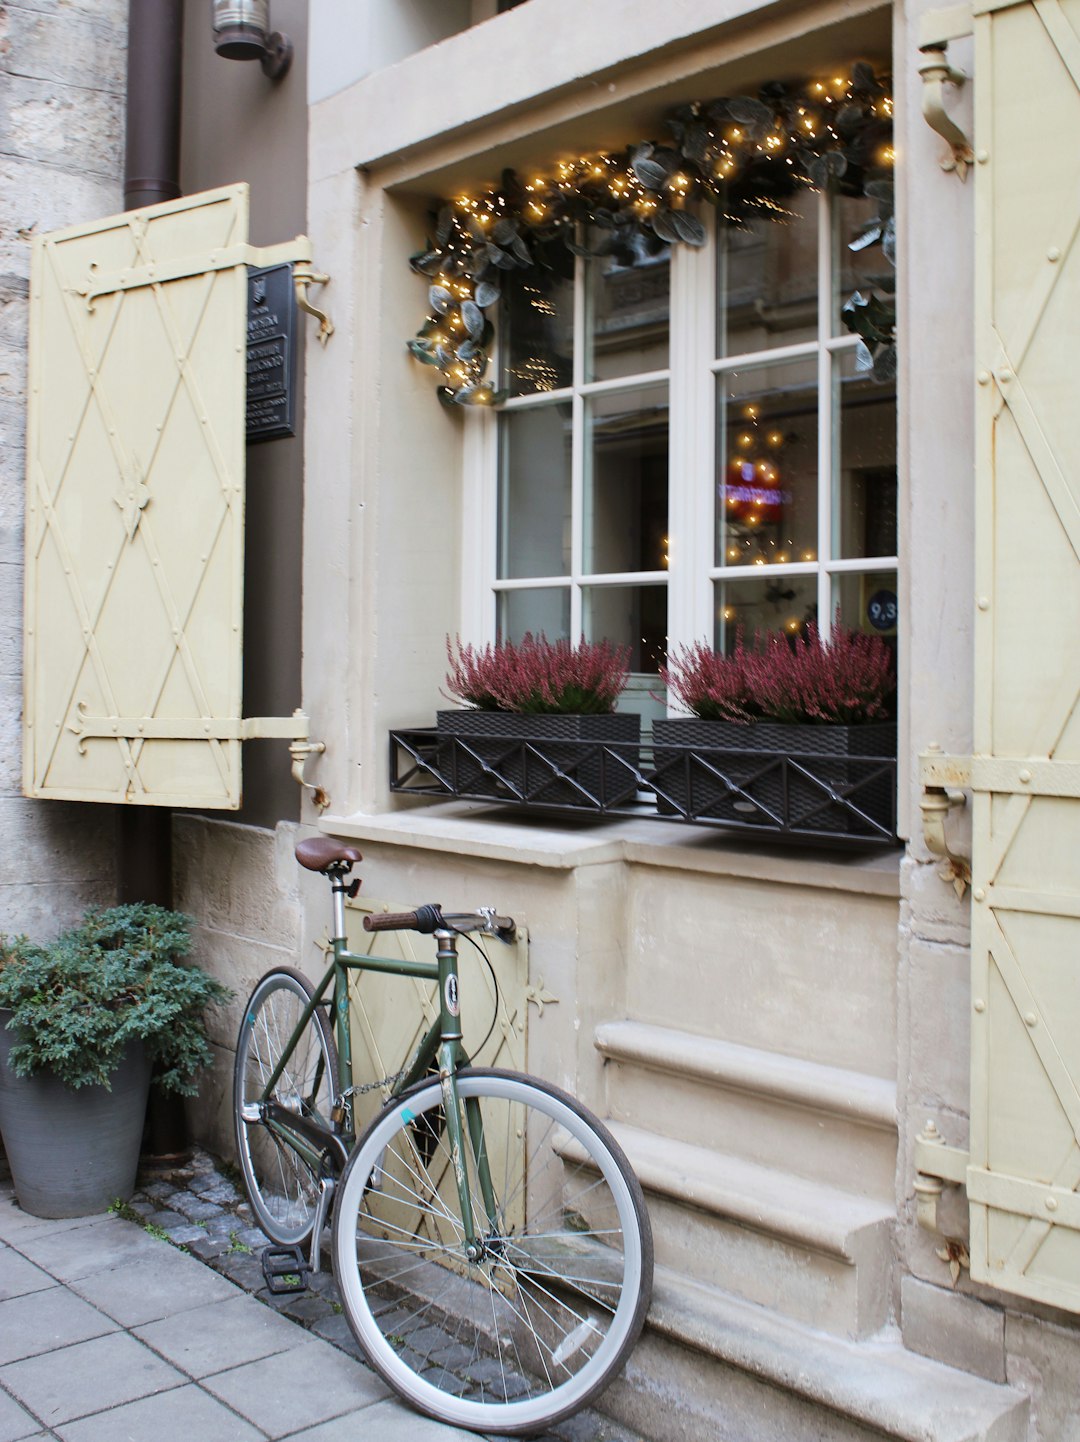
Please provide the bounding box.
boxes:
[604,1268,1030,1442]
[602,1121,894,1338]
[597,1019,897,1199]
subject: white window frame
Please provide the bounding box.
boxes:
[461,195,898,680]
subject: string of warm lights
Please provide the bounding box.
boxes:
[408,64,893,406]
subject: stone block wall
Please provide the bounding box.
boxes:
[0,0,126,935]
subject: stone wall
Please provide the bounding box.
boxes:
[0,0,125,934]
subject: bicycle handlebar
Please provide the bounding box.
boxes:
[363,905,515,941]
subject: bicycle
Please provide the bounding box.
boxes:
[233,835,653,1436]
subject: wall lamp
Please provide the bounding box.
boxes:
[212,1,292,80]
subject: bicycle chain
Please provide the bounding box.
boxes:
[338,1068,409,1100]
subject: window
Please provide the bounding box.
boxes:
[474,188,897,700]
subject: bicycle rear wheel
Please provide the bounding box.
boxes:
[234,967,338,1246]
[332,1067,652,1436]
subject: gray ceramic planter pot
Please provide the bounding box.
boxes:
[0,1018,151,1217]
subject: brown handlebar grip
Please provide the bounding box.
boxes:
[363,911,420,932]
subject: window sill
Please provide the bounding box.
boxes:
[320,802,901,899]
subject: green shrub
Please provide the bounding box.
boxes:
[0,904,231,1094]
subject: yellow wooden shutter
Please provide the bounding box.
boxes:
[967,0,1080,1309]
[23,184,315,809]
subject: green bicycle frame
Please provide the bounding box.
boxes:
[255,904,491,1247]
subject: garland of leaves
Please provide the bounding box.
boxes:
[409,64,894,406]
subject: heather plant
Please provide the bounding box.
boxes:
[660,637,757,722]
[745,623,894,724]
[662,620,894,725]
[0,903,232,1093]
[445,634,631,716]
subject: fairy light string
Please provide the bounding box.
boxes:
[408,64,893,406]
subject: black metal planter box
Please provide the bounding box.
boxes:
[651,719,897,839]
[436,710,642,809]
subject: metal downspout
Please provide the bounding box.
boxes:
[124,0,184,212]
[122,0,185,1157]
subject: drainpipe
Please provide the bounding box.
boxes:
[124,0,184,211]
[123,0,186,1159]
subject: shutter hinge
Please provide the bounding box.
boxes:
[69,705,328,810]
[914,1119,970,1233]
[917,7,974,179]
[920,745,971,898]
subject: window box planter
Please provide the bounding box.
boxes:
[651,718,896,838]
[436,709,641,809]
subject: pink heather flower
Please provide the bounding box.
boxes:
[662,616,894,725]
[660,636,756,722]
[445,634,631,715]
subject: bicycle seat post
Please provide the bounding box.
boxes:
[329,868,349,946]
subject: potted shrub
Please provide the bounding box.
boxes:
[439,634,641,808]
[654,622,896,836]
[0,904,230,1218]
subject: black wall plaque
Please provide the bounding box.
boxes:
[246,263,297,443]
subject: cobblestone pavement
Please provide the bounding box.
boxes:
[128,1148,646,1442]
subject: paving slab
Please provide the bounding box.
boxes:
[66,1242,238,1326]
[134,1292,302,1377]
[0,1249,55,1303]
[280,1394,479,1440]
[55,1382,266,1442]
[0,1386,43,1442]
[0,1330,184,1427]
[202,1337,388,1439]
[11,1216,166,1282]
[0,1287,116,1366]
[0,1201,104,1244]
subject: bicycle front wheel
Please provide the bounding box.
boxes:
[331,1067,652,1436]
[234,968,338,1247]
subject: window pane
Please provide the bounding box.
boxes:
[714,574,818,651]
[834,349,897,560]
[496,587,570,642]
[501,245,574,396]
[498,405,571,579]
[833,569,897,639]
[585,250,670,383]
[583,584,667,673]
[584,384,668,575]
[716,360,817,569]
[718,191,818,358]
[833,192,893,338]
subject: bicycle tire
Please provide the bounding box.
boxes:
[234,967,338,1247]
[331,1067,653,1436]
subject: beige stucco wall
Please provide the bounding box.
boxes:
[168,0,1080,1432]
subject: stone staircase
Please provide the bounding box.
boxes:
[590,1019,1029,1441]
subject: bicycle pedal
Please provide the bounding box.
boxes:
[261,1245,311,1295]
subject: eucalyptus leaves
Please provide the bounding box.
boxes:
[409,65,895,405]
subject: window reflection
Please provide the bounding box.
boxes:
[585,249,670,383]
[501,242,574,396]
[716,361,817,569]
[498,406,572,579]
[718,190,818,357]
[584,385,669,575]
[714,575,818,652]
